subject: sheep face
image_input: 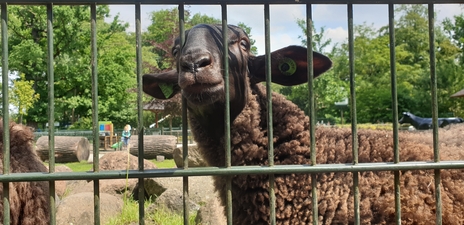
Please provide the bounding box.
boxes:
[143,23,332,120]
[174,24,249,108]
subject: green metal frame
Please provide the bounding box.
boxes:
[1,1,462,225]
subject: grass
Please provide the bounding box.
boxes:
[56,161,93,171]
[147,206,197,225]
[150,159,176,169]
[46,158,176,172]
[50,158,184,225]
[105,197,196,225]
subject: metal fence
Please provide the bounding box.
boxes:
[1,1,464,225]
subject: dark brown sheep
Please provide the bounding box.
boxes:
[0,120,50,225]
[142,24,464,224]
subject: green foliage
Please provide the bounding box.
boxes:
[10,73,40,124]
[296,19,333,53]
[68,117,93,130]
[8,5,137,128]
[349,5,461,123]
[282,5,464,124]
[45,161,93,172]
[105,197,148,225]
[147,206,197,225]
[280,21,347,119]
[443,13,464,52]
[105,194,198,225]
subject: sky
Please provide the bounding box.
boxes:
[108,4,463,55]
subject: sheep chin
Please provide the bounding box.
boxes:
[182,84,224,106]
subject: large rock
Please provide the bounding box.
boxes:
[75,179,139,198]
[71,151,157,197]
[143,176,217,204]
[98,151,157,171]
[56,192,123,225]
[54,165,73,198]
[149,188,200,215]
[172,145,207,168]
[195,196,226,225]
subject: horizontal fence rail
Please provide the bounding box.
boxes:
[1,1,463,225]
[0,161,464,182]
[0,0,463,4]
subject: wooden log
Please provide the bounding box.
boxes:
[129,135,177,159]
[35,136,90,163]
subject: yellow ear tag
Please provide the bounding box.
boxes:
[278,58,297,76]
[159,83,174,98]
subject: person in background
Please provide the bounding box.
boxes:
[122,124,131,150]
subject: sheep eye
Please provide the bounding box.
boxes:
[240,39,249,51]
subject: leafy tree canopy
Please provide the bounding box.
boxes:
[281,5,464,124]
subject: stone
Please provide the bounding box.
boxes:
[143,176,216,204]
[172,145,207,168]
[53,165,73,198]
[195,197,226,225]
[74,179,138,198]
[70,151,157,198]
[150,188,200,215]
[98,151,157,171]
[56,192,123,225]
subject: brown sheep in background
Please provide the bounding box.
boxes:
[143,24,464,224]
[0,120,50,225]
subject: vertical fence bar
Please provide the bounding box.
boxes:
[1,4,10,225]
[427,4,442,225]
[221,4,233,225]
[388,4,401,224]
[306,4,318,225]
[135,2,145,224]
[46,4,57,225]
[220,4,233,225]
[90,3,101,225]
[347,4,360,225]
[264,3,276,225]
[177,4,190,225]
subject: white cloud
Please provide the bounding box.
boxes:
[326,26,348,46]
[436,4,464,22]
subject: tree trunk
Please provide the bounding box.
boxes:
[129,135,177,159]
[35,136,90,163]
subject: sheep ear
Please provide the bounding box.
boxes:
[249,45,332,86]
[142,70,181,99]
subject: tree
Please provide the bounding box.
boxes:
[284,5,464,124]
[443,13,464,116]
[7,5,137,128]
[350,5,462,122]
[10,73,40,124]
[280,20,348,123]
[393,5,462,118]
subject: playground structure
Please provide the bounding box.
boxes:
[99,121,118,150]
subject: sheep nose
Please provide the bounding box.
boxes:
[180,52,212,73]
